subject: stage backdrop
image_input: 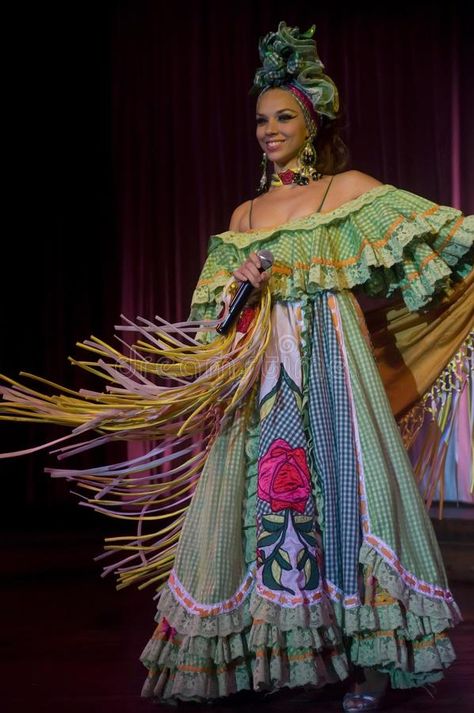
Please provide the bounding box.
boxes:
[113,1,474,325]
[1,0,472,515]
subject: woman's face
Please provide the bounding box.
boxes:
[256,88,309,171]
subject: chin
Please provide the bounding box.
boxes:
[274,155,298,169]
[263,149,290,163]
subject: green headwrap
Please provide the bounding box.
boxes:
[252,21,340,120]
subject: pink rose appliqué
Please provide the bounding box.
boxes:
[258,438,311,513]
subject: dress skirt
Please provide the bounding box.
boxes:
[139,290,461,701]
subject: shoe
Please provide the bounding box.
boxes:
[342,691,385,711]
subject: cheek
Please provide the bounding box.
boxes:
[282,125,299,141]
[298,125,309,143]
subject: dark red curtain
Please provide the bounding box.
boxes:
[113,1,474,325]
[1,0,473,516]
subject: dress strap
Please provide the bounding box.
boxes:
[248,199,254,229]
[249,177,333,229]
[316,175,335,213]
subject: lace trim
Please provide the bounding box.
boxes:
[165,551,457,631]
[167,561,363,616]
[215,185,396,244]
[256,578,363,610]
[166,566,256,616]
[363,536,454,602]
[140,571,459,700]
[192,206,473,313]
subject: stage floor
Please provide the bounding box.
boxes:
[2,519,473,713]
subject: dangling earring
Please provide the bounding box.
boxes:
[257,152,268,194]
[296,134,321,183]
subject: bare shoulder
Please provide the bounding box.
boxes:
[228,200,252,231]
[336,170,383,200]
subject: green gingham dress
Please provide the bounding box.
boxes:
[139,184,473,701]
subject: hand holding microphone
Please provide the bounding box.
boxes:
[216,249,274,335]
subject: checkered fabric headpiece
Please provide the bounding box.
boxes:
[252,21,339,122]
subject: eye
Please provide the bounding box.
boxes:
[256,117,266,125]
[278,114,295,122]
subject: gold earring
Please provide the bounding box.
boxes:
[257,152,268,194]
[297,134,320,182]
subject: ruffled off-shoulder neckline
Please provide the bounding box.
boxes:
[214,184,396,243]
[192,183,473,314]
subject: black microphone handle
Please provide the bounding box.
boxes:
[215,249,274,336]
[216,282,255,335]
[216,265,268,336]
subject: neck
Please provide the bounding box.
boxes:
[273,160,298,174]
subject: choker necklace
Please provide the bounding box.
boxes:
[271,167,322,187]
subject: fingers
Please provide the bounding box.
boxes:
[233,252,271,289]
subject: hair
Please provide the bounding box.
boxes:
[314,109,350,175]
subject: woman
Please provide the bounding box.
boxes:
[1,20,472,712]
[136,22,472,709]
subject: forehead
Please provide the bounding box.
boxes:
[256,88,301,114]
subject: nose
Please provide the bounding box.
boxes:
[265,117,279,135]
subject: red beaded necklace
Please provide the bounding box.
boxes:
[274,168,297,185]
[271,167,322,187]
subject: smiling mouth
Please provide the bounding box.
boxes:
[266,140,285,151]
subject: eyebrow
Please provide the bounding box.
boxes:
[256,108,298,116]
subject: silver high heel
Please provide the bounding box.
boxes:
[342,691,385,711]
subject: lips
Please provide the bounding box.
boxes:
[266,140,285,152]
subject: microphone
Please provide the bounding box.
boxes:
[216,249,274,335]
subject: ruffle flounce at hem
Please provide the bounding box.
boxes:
[139,543,460,701]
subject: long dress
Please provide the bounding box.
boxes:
[0,184,472,702]
[137,184,473,700]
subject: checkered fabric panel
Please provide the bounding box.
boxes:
[259,370,305,455]
[336,292,448,584]
[306,293,361,595]
[172,395,257,603]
